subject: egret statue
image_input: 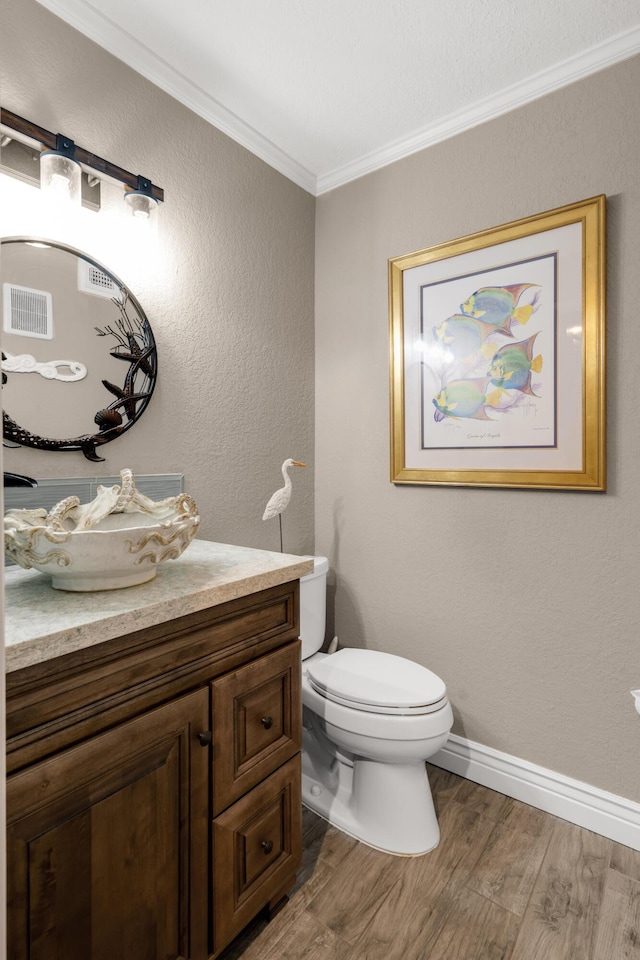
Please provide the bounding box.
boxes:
[262,459,306,552]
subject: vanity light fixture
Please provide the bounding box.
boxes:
[40,133,82,205]
[0,107,164,214]
[124,176,158,222]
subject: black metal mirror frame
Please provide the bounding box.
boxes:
[1,237,158,462]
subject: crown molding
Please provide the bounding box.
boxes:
[33,4,640,197]
[316,24,640,195]
[33,0,317,194]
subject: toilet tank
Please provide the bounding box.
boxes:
[299,556,328,660]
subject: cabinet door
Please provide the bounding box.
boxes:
[212,642,301,814]
[212,755,302,955]
[7,688,210,960]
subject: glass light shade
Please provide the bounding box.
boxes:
[40,150,82,205]
[124,189,158,223]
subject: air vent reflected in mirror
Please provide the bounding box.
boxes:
[2,282,53,339]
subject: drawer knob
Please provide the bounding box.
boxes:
[261,716,273,730]
[197,730,212,747]
[261,839,274,854]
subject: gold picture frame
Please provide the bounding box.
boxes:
[389,195,606,490]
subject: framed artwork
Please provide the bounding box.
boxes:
[389,195,606,490]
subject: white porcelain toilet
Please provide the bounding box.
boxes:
[300,557,453,856]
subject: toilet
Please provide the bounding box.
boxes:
[299,557,453,856]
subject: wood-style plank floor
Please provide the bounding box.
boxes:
[218,764,640,960]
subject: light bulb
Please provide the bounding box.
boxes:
[40,147,81,206]
[124,189,158,223]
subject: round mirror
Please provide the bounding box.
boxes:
[1,238,157,462]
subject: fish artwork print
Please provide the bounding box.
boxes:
[487,333,543,396]
[459,283,540,328]
[432,314,513,364]
[432,378,504,422]
[428,282,543,426]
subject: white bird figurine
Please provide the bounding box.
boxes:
[263,458,306,551]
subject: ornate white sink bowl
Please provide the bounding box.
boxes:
[4,468,200,591]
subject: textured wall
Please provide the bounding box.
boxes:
[0,0,315,556]
[3,0,639,806]
[315,55,640,801]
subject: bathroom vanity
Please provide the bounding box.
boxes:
[4,540,313,960]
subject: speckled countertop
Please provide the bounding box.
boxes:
[4,539,314,673]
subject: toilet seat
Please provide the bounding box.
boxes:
[306,648,447,716]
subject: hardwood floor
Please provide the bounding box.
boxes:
[218,764,640,960]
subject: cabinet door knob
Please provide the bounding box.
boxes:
[197,730,212,746]
[261,716,273,730]
[261,840,274,854]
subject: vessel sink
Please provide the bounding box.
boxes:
[4,468,200,591]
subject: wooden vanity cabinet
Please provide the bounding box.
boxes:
[5,579,303,960]
[210,644,302,955]
[7,690,210,960]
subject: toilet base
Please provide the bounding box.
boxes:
[301,749,441,856]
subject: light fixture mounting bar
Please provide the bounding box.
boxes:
[0,108,164,202]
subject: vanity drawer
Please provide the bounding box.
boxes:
[211,641,301,814]
[211,755,301,955]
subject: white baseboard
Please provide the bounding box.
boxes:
[430,734,640,851]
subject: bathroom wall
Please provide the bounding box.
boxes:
[3,1,639,810]
[0,0,316,556]
[315,54,640,802]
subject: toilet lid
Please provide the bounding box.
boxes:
[306,648,447,715]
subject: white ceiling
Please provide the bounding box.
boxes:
[35,0,640,195]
